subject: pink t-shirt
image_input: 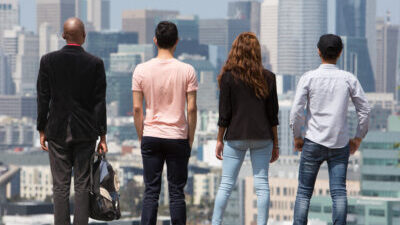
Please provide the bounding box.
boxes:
[132,58,198,139]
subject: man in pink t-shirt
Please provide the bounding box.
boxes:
[132,21,198,225]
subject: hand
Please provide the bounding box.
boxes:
[40,131,48,151]
[215,141,224,160]
[349,137,362,155]
[270,143,279,163]
[294,137,304,152]
[97,136,108,154]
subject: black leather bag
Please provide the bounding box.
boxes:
[89,154,121,221]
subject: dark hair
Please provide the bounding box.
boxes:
[317,34,343,60]
[155,21,179,49]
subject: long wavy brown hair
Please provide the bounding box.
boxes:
[218,32,268,99]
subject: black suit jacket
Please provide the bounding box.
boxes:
[37,45,107,141]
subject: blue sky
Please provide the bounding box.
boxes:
[20,0,400,33]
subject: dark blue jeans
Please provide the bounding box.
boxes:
[293,139,350,225]
[140,136,191,225]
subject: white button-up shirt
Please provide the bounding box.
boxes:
[290,64,371,148]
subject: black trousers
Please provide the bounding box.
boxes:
[48,138,96,225]
[140,136,191,225]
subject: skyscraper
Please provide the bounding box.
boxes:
[336,0,366,37]
[87,0,110,31]
[260,0,279,72]
[39,23,64,57]
[180,54,218,111]
[75,0,87,23]
[0,0,19,46]
[2,26,23,75]
[278,0,327,76]
[0,49,14,95]
[36,0,75,33]
[86,31,138,71]
[338,36,375,92]
[199,19,249,52]
[375,16,399,94]
[14,32,39,95]
[122,10,179,44]
[335,0,376,91]
[39,23,54,57]
[227,0,260,37]
[366,0,377,75]
[106,71,135,116]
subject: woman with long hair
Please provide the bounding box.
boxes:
[211,32,280,225]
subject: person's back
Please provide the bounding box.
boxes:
[132,58,197,138]
[36,18,107,225]
[290,34,370,225]
[296,65,366,147]
[132,21,197,225]
[39,45,106,140]
[212,32,280,225]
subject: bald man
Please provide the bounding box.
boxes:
[36,17,107,225]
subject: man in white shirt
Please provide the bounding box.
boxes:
[290,34,371,225]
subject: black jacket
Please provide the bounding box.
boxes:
[37,45,107,141]
[218,70,279,140]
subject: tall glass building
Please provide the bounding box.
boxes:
[227,0,261,37]
[106,71,133,117]
[338,36,375,92]
[86,31,138,71]
[278,0,327,77]
[336,0,376,92]
[336,0,366,37]
[180,54,218,111]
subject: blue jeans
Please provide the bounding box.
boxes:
[212,140,273,225]
[293,139,350,225]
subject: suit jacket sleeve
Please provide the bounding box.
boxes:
[36,55,51,132]
[94,59,107,136]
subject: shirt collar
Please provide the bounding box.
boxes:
[319,64,338,70]
[67,43,81,46]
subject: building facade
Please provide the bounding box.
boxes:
[0,0,19,46]
[87,0,110,31]
[375,16,400,94]
[278,0,327,76]
[0,49,14,95]
[361,131,400,198]
[86,31,138,71]
[199,19,249,53]
[36,0,75,33]
[122,10,179,44]
[0,96,36,119]
[180,54,218,111]
[260,0,279,73]
[338,36,375,92]
[0,117,36,150]
[14,31,39,95]
[227,0,260,37]
[309,196,400,225]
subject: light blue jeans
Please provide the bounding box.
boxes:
[212,140,273,225]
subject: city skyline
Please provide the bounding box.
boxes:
[1,0,400,224]
[18,0,400,33]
